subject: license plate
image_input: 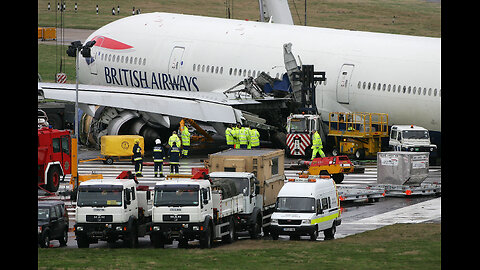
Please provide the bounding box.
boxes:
[284,228,295,232]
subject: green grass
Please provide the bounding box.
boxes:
[37,0,440,37]
[38,44,76,83]
[38,223,441,269]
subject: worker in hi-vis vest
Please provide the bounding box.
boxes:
[233,123,241,149]
[168,131,181,148]
[249,126,260,149]
[311,130,325,160]
[181,124,190,157]
[225,124,234,149]
[238,124,249,149]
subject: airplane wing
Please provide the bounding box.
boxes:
[38,82,252,124]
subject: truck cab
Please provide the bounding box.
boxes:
[389,125,437,153]
[285,113,322,157]
[74,178,153,248]
[150,179,214,248]
[270,177,341,241]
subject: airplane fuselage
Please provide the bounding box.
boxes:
[78,12,440,133]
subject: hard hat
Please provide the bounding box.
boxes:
[155,139,161,144]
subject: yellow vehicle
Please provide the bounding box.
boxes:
[328,112,388,159]
[80,135,144,165]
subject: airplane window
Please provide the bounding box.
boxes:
[121,56,124,63]
[220,67,223,74]
[387,84,391,92]
[392,85,396,92]
[234,68,237,76]
[363,82,366,89]
[373,83,376,90]
[248,70,251,77]
[130,57,133,64]
[418,86,421,95]
[408,86,411,94]
[117,55,120,62]
[434,88,437,96]
[212,66,215,73]
[402,86,406,93]
[382,84,386,91]
[143,58,146,65]
[229,68,232,75]
[193,64,196,71]
[413,87,416,94]
[368,82,371,90]
[357,81,361,89]
[428,88,432,96]
[253,70,256,77]
[243,69,246,77]
[206,65,210,72]
[423,88,426,95]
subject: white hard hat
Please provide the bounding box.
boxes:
[155,139,161,144]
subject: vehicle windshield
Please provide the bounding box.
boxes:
[77,185,123,207]
[38,208,50,221]
[210,177,249,196]
[289,118,308,133]
[154,184,199,207]
[402,130,429,140]
[276,197,315,213]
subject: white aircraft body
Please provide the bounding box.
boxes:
[39,12,440,147]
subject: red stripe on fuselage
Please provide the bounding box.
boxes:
[91,36,133,50]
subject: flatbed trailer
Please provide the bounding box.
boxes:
[367,183,441,197]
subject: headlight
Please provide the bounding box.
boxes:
[153,226,160,231]
[271,219,278,225]
[116,226,123,231]
[76,226,83,231]
[302,219,311,225]
[38,226,42,233]
[192,226,199,231]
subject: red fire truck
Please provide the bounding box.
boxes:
[38,127,74,192]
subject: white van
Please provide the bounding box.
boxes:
[270,176,341,241]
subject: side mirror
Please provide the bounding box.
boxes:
[203,199,208,205]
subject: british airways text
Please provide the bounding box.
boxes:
[104,67,199,91]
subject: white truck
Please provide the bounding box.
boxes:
[150,178,244,248]
[74,178,153,248]
[270,176,341,241]
[389,125,437,153]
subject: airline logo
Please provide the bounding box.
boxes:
[91,36,134,50]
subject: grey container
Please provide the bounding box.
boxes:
[377,151,429,186]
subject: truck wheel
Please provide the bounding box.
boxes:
[105,157,114,165]
[249,215,262,239]
[46,166,61,192]
[222,218,236,244]
[324,222,336,240]
[151,234,165,248]
[200,226,212,249]
[77,235,90,248]
[124,226,138,248]
[332,173,344,184]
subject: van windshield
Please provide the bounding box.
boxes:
[402,130,429,140]
[289,118,308,133]
[276,197,315,213]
